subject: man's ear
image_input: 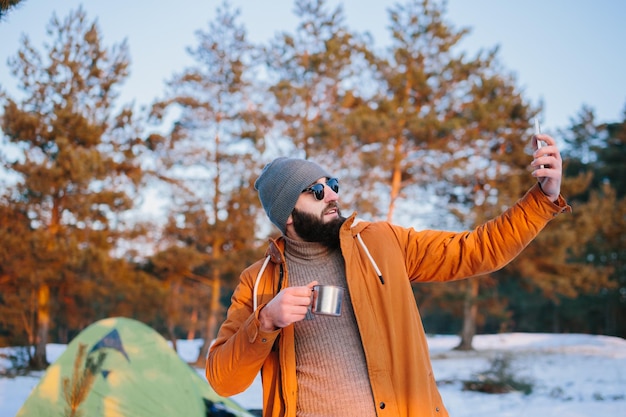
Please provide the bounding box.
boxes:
[284,215,297,239]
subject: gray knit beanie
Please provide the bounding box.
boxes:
[254,157,331,234]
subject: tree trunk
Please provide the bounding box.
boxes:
[552,300,560,333]
[187,307,198,340]
[32,283,50,369]
[386,139,404,222]
[456,279,479,351]
[167,279,181,352]
[196,269,222,365]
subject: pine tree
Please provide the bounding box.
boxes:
[343,0,489,222]
[549,105,626,335]
[336,0,538,348]
[485,106,620,336]
[148,1,268,363]
[0,7,148,367]
[263,0,372,178]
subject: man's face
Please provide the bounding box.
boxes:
[287,177,345,248]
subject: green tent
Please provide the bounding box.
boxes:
[16,317,255,417]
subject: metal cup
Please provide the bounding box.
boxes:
[311,285,344,316]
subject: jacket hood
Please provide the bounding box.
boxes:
[343,212,370,235]
[265,236,286,265]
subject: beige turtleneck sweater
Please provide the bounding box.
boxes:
[285,237,376,417]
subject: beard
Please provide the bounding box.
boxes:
[291,204,346,249]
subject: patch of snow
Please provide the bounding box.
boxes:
[2,333,625,416]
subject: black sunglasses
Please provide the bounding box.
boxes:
[302,178,339,200]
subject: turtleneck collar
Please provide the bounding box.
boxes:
[284,236,334,262]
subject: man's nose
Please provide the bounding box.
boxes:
[324,184,339,201]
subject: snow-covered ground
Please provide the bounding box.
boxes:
[2,333,625,416]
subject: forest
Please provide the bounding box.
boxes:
[0,0,624,369]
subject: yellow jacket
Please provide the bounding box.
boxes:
[207,184,570,417]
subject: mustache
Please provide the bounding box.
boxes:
[324,202,340,214]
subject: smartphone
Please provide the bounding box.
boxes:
[534,118,545,168]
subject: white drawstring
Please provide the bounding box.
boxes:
[356,233,385,284]
[253,255,271,311]
[253,232,384,311]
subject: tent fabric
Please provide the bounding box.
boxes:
[17,317,254,417]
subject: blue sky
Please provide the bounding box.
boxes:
[1,0,625,133]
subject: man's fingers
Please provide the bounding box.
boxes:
[535,133,555,146]
[272,303,310,328]
[286,283,317,302]
[265,283,321,328]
